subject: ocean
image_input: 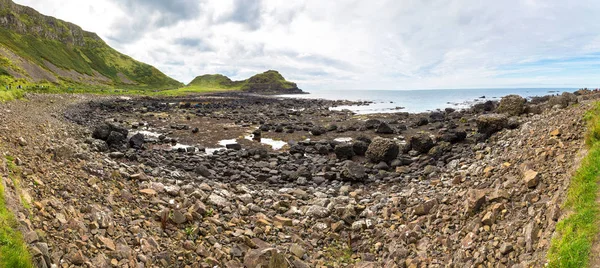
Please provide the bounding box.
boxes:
[278,88,574,114]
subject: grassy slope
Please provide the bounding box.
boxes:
[164,74,244,95]
[0,156,32,267]
[161,70,297,96]
[547,102,600,267]
[0,5,182,90]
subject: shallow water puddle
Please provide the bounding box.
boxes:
[334,137,353,143]
[245,135,287,150]
[218,139,238,146]
[132,130,162,138]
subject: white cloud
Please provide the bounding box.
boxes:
[13,0,600,90]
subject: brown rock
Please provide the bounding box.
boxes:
[98,236,116,251]
[414,199,437,216]
[140,188,157,195]
[465,189,487,214]
[523,169,540,188]
[481,211,495,226]
[289,244,305,258]
[243,248,289,268]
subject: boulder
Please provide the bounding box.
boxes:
[364,119,381,129]
[414,199,437,216]
[523,169,539,188]
[226,143,242,150]
[438,130,467,143]
[129,133,145,149]
[289,144,305,154]
[476,114,508,137]
[352,141,369,156]
[415,117,429,126]
[243,248,290,268]
[92,124,111,140]
[376,122,394,134]
[496,95,526,116]
[365,138,399,163]
[334,144,355,160]
[310,126,327,136]
[548,92,578,109]
[465,189,487,214]
[93,123,128,141]
[106,131,126,147]
[340,161,367,181]
[472,100,496,113]
[355,135,372,144]
[409,134,434,154]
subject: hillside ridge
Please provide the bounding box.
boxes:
[187,70,304,94]
[0,0,182,89]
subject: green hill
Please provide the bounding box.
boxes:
[0,0,182,89]
[180,70,304,95]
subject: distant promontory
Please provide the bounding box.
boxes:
[186,70,305,95]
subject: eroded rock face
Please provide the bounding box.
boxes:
[497,95,526,116]
[476,114,508,137]
[365,137,399,163]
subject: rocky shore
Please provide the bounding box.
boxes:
[0,91,594,267]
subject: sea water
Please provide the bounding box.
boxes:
[278,88,574,114]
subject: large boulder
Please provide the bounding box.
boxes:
[365,137,399,163]
[334,144,355,160]
[409,134,434,154]
[548,92,578,109]
[476,114,508,137]
[496,95,526,116]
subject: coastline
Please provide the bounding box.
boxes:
[0,89,597,267]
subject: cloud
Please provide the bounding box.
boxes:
[217,0,263,30]
[13,0,600,90]
[106,0,202,43]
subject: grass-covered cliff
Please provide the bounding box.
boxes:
[171,70,304,95]
[0,0,182,89]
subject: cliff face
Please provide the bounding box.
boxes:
[0,0,182,89]
[0,0,100,47]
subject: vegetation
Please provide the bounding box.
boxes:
[547,102,600,267]
[0,3,182,90]
[166,70,299,96]
[0,155,33,267]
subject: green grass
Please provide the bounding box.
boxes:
[0,88,24,102]
[0,156,33,267]
[157,70,298,96]
[0,25,181,89]
[547,102,600,267]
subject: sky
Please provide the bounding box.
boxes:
[12,0,600,90]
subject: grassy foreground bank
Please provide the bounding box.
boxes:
[0,156,32,267]
[547,102,600,267]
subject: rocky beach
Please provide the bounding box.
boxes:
[0,90,596,267]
